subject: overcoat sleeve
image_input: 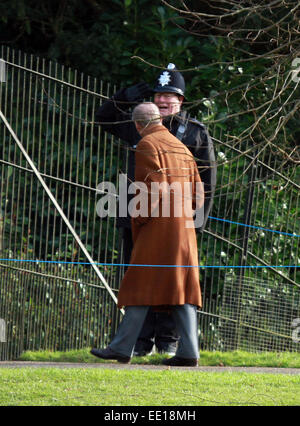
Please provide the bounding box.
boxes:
[192,162,205,211]
[185,122,216,231]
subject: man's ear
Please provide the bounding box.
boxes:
[178,95,184,106]
[135,122,143,133]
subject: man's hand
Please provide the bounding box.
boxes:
[125,82,152,102]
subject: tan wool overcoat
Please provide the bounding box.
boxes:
[117,124,204,309]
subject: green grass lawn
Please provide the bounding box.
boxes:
[0,367,300,406]
[0,349,299,406]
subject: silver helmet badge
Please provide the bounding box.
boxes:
[158,71,171,87]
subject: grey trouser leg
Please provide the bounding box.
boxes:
[172,304,199,359]
[109,306,150,357]
[109,304,199,359]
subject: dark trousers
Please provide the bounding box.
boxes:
[109,305,198,358]
[122,227,179,352]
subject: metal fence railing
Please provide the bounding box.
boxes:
[0,47,299,360]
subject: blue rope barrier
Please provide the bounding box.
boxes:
[0,259,298,268]
[0,217,298,269]
[207,216,300,238]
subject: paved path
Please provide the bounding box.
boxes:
[0,361,299,374]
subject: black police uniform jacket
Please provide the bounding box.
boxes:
[95,88,216,231]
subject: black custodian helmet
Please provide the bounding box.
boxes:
[153,63,185,98]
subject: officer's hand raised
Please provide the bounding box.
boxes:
[125,82,152,102]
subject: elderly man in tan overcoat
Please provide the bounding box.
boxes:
[91,103,204,366]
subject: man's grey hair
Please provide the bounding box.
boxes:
[132,102,161,128]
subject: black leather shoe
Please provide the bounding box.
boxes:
[162,356,198,367]
[90,347,131,364]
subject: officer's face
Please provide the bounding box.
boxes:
[154,93,183,118]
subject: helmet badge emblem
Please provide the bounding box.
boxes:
[158,71,171,87]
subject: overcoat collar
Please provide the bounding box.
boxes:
[139,124,168,138]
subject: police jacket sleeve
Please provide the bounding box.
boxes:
[95,88,134,143]
[95,83,151,145]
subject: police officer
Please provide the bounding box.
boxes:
[95,64,216,356]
